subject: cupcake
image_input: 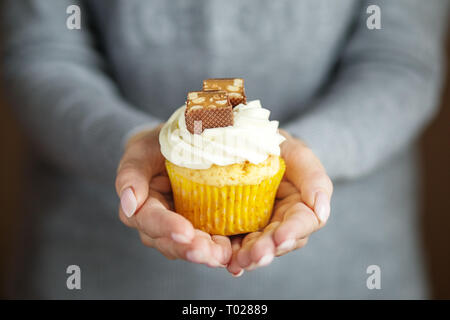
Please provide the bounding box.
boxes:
[159,78,286,235]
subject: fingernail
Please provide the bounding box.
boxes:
[276,239,295,255]
[314,191,330,223]
[120,187,137,217]
[257,254,274,267]
[171,233,191,244]
[186,250,204,263]
[232,270,244,278]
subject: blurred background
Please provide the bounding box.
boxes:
[0,26,449,300]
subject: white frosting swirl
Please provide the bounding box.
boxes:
[159,100,285,169]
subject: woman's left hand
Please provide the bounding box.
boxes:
[227,129,333,276]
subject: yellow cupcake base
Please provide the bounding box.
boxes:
[165,158,286,235]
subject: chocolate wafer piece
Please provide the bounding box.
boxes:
[203,78,247,107]
[185,91,233,134]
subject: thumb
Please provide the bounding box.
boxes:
[115,128,162,217]
[280,132,333,224]
[116,157,152,218]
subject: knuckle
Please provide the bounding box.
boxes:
[242,232,261,246]
[297,211,318,235]
[135,212,147,232]
[117,163,138,179]
[115,167,134,192]
[263,221,280,233]
[140,237,152,247]
[154,239,178,260]
[161,252,177,260]
[116,160,151,193]
[118,158,148,177]
[139,233,154,248]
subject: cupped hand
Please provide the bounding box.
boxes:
[227,129,333,276]
[115,125,232,268]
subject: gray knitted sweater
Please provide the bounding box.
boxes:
[0,0,448,299]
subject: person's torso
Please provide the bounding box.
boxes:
[86,0,358,122]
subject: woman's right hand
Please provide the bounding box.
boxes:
[115,124,232,268]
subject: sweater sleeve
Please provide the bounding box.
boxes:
[284,0,449,181]
[0,0,159,184]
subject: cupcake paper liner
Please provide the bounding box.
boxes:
[165,158,286,236]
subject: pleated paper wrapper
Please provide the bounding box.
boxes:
[165,158,286,235]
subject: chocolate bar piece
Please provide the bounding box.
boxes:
[203,78,247,107]
[185,91,233,134]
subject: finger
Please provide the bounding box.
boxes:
[227,237,244,277]
[236,239,257,269]
[280,135,333,223]
[116,156,152,218]
[133,195,195,244]
[236,231,267,269]
[138,230,155,247]
[273,202,320,251]
[141,231,222,267]
[187,231,228,267]
[152,236,197,262]
[138,232,176,260]
[235,231,264,269]
[276,181,298,199]
[162,193,174,210]
[272,192,302,222]
[241,231,262,247]
[192,230,225,265]
[276,237,309,257]
[245,222,279,270]
[154,236,200,262]
[184,235,219,267]
[119,190,171,228]
[115,127,164,218]
[211,235,233,266]
[148,189,170,209]
[194,229,213,239]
